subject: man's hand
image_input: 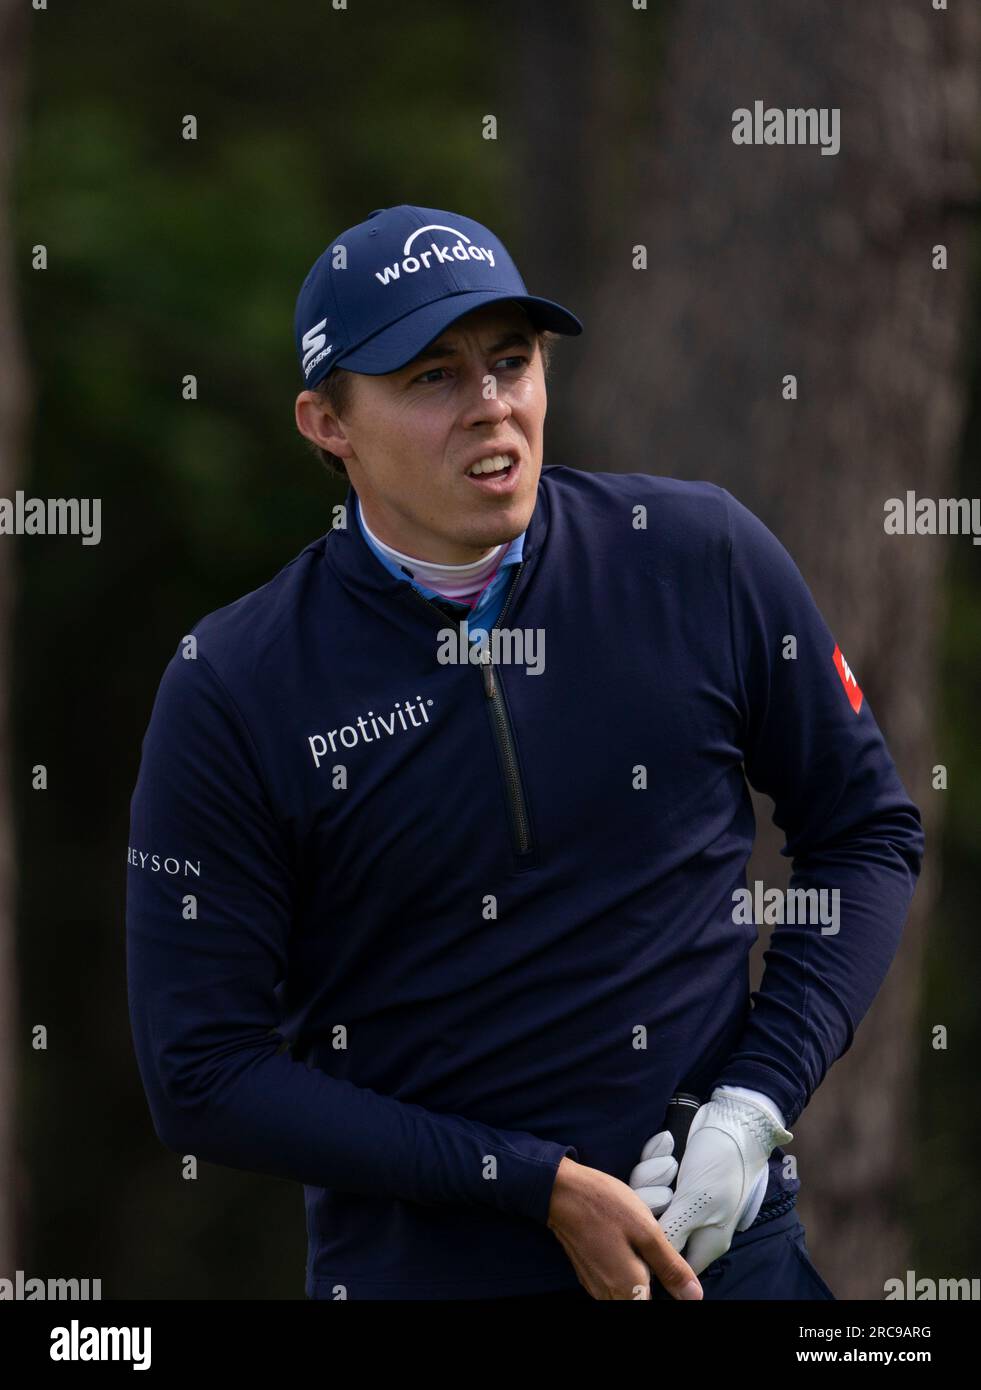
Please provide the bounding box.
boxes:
[547,1156,703,1300]
[628,1089,793,1275]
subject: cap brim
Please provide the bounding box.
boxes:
[331,291,583,377]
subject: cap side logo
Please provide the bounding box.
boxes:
[301,317,333,379]
[832,642,863,714]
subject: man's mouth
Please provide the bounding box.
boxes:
[465,452,521,495]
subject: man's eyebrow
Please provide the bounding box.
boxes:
[402,330,534,369]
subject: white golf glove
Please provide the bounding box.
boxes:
[628,1088,793,1276]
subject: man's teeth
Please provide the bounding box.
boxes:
[469,454,513,476]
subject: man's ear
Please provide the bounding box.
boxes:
[294,391,354,460]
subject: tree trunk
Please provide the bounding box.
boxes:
[508,0,979,1296]
[0,0,31,1281]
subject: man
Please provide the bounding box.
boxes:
[126,204,924,1301]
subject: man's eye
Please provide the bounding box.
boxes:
[412,355,528,386]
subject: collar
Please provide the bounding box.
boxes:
[354,495,525,600]
[324,474,550,610]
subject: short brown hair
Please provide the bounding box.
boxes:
[305,328,559,482]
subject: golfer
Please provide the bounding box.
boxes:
[126,204,924,1301]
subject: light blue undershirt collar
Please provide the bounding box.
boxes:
[355,496,525,637]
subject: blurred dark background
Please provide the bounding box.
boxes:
[1,0,978,1299]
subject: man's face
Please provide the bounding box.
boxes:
[295,301,547,564]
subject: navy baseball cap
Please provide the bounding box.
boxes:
[294,204,583,390]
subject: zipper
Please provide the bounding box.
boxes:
[479,565,533,856]
[406,564,534,858]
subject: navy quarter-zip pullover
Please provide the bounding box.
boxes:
[125,465,924,1299]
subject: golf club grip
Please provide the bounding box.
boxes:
[663,1091,702,1174]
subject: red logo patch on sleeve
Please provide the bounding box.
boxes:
[832,643,863,713]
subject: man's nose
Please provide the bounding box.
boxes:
[458,364,512,425]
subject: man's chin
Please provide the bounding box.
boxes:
[478,484,538,533]
[449,467,539,548]
[470,503,533,549]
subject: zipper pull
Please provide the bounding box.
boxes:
[481,659,496,698]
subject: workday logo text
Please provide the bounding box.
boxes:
[374,224,497,286]
[437,621,545,675]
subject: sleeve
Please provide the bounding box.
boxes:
[125,645,577,1224]
[710,490,925,1128]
